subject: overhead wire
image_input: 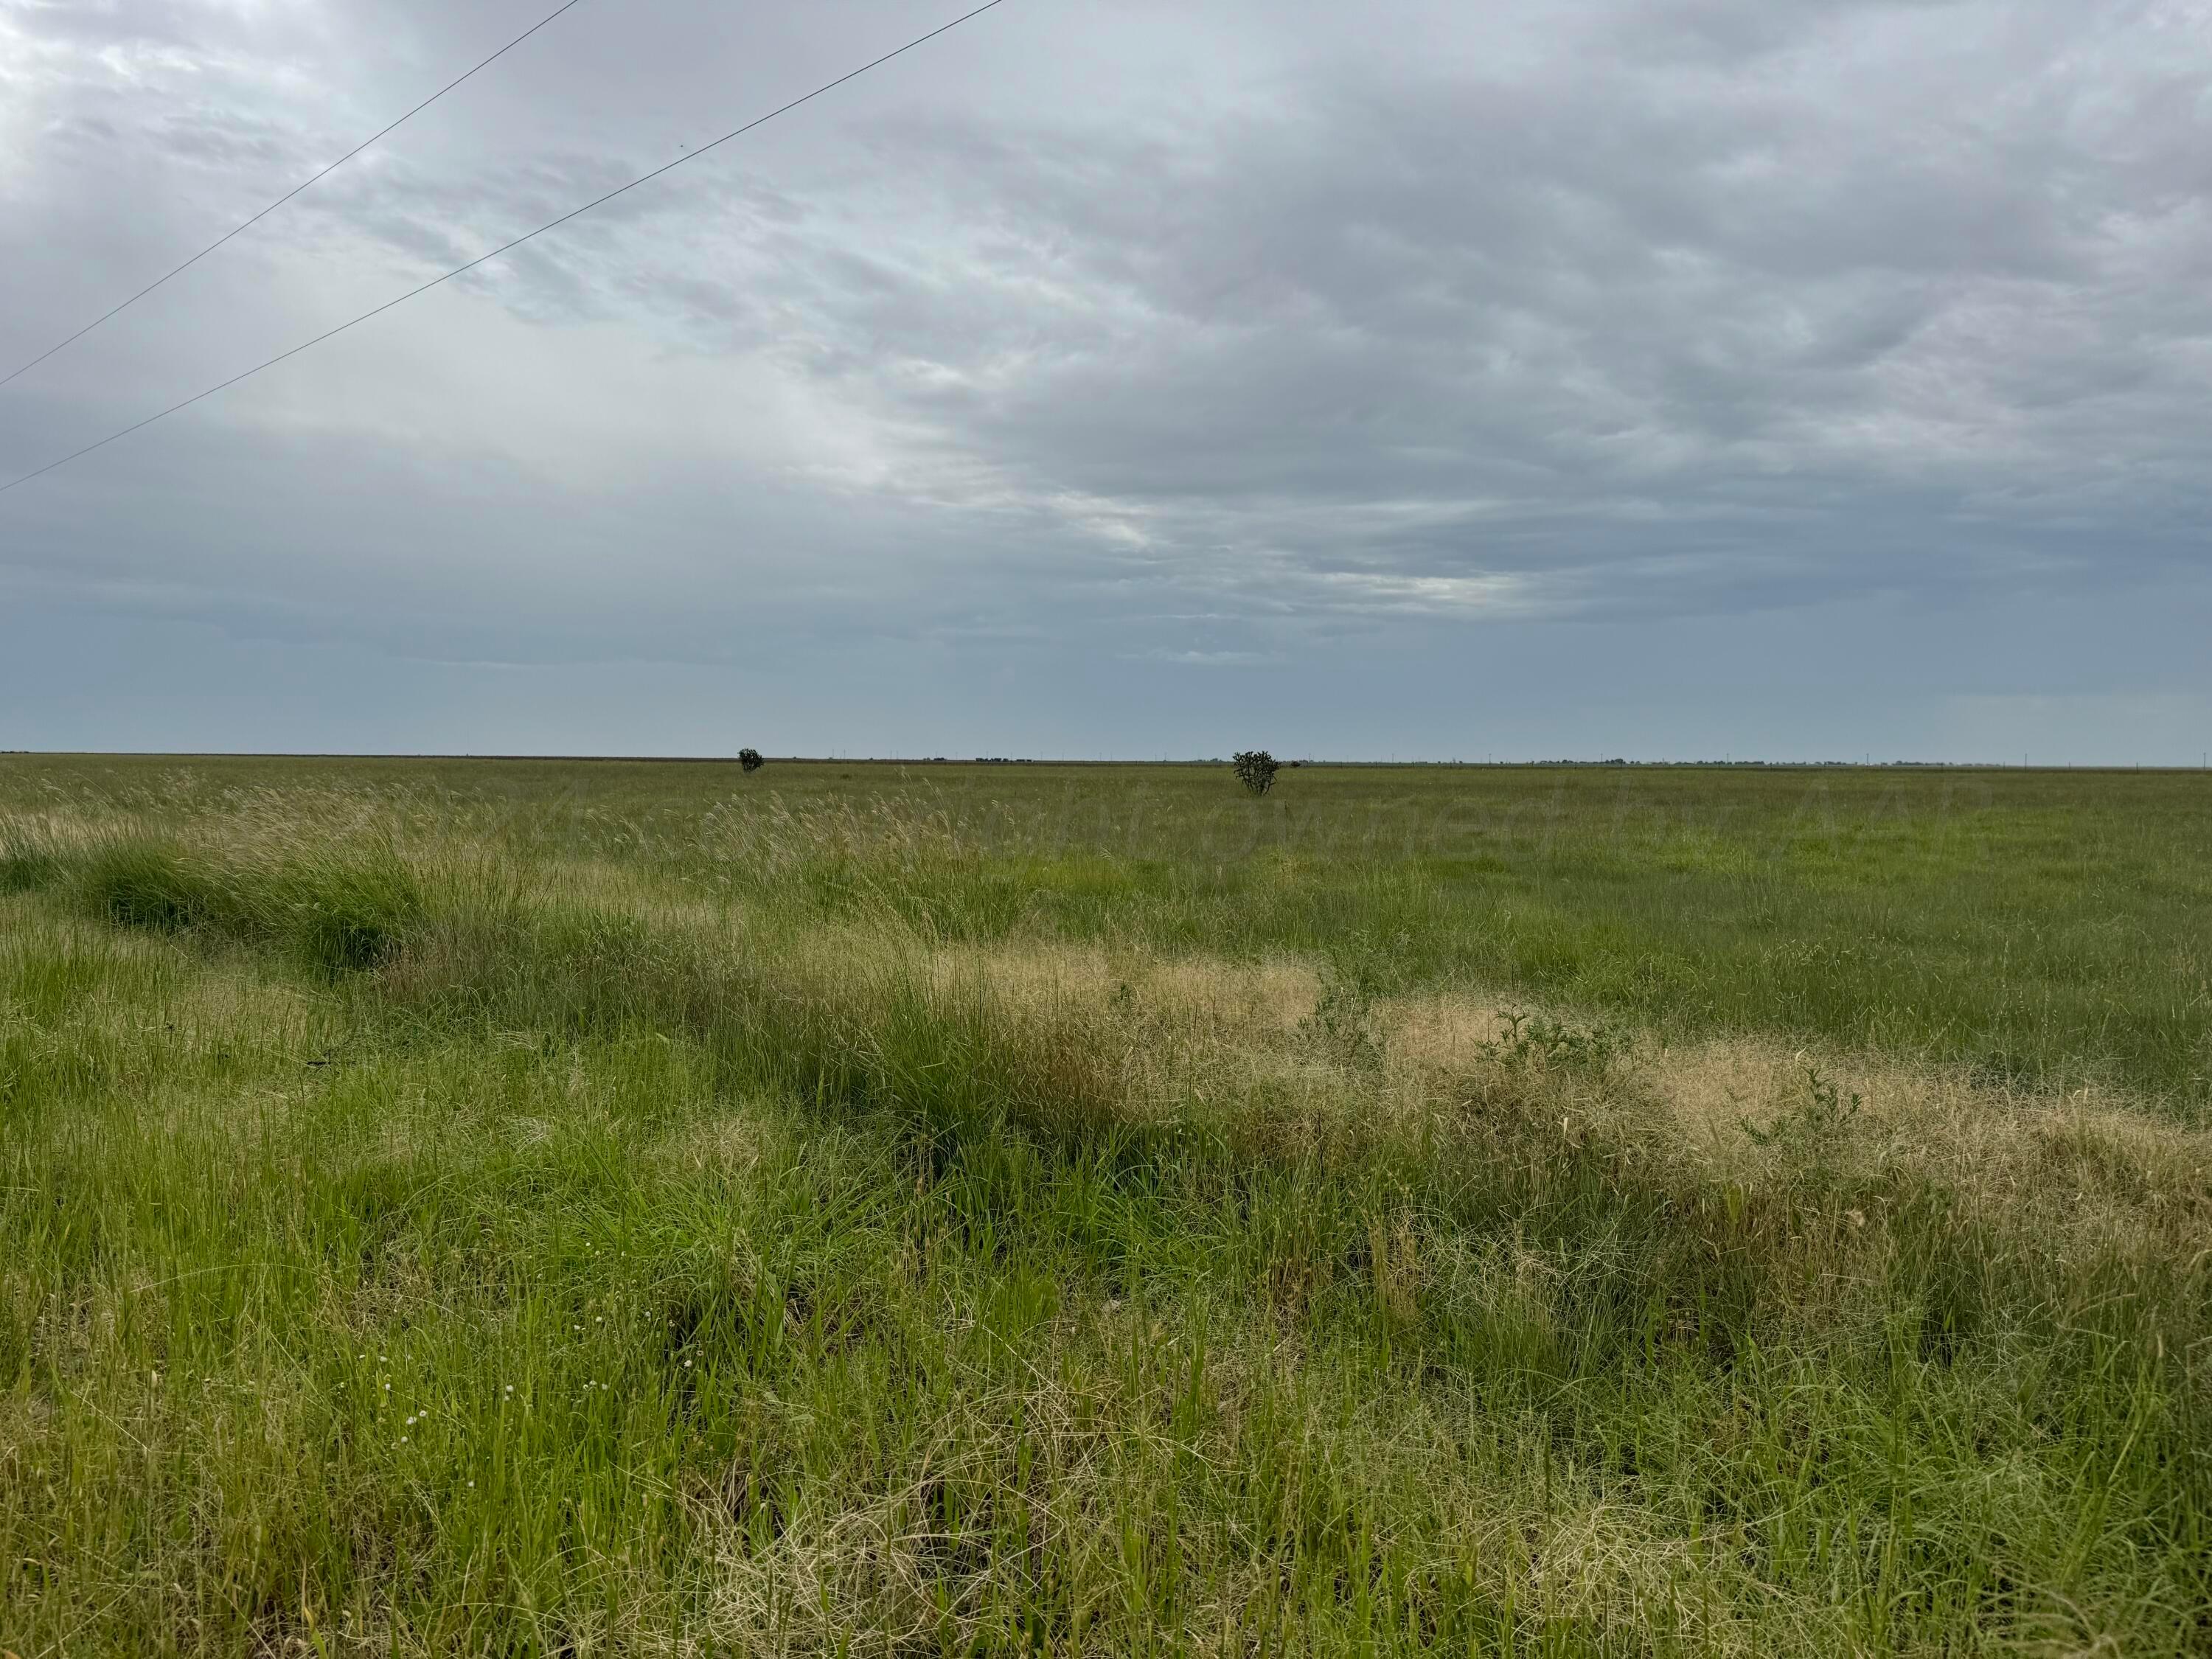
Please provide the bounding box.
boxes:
[0,0,593,390]
[0,0,1009,497]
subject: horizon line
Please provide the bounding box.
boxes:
[3,751,2205,772]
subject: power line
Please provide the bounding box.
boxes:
[0,0,591,392]
[0,0,1009,497]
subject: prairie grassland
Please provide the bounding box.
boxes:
[1,757,2208,1655]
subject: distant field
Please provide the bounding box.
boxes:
[3,756,2208,1653]
[10,755,2208,1101]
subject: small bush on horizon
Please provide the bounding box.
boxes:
[738,747,765,773]
[1232,749,1280,796]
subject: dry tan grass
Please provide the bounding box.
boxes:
[515,894,2211,1267]
[667,1107,776,1176]
[0,806,119,856]
[882,942,2212,1275]
[1635,1033,2211,1253]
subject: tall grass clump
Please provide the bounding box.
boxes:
[380,891,1136,1157]
[0,827,64,894]
[69,833,427,975]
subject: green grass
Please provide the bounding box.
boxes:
[7,755,2205,1104]
[1,757,2208,1654]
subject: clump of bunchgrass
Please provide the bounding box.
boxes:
[0,827,63,894]
[67,833,426,975]
[77,837,220,931]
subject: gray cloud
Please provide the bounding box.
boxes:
[2,0,2209,758]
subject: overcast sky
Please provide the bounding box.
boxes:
[3,0,2208,761]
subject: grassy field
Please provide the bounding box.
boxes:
[1,755,2208,1654]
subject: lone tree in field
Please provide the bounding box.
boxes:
[1232,750,1280,796]
[738,747,765,773]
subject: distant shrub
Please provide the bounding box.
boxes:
[1232,751,1279,796]
[738,748,765,774]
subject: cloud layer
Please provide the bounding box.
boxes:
[3,0,2208,758]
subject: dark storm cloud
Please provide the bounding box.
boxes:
[2,0,2209,757]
